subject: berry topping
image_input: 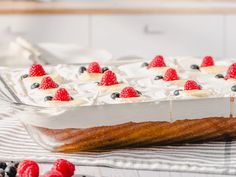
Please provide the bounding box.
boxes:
[111,92,120,99]
[44,96,53,101]
[43,171,63,177]
[39,77,58,90]
[21,74,29,80]
[102,67,109,73]
[29,64,46,77]
[52,159,75,177]
[120,87,140,98]
[100,70,118,86]
[17,160,39,177]
[163,68,179,81]
[184,80,201,90]
[190,64,200,70]
[225,63,236,80]
[174,89,183,96]
[31,83,40,89]
[154,75,163,80]
[200,56,215,67]
[141,62,149,68]
[52,88,71,102]
[0,162,7,170]
[87,62,102,73]
[232,85,236,92]
[148,55,166,69]
[78,66,86,74]
[215,74,224,79]
[5,165,17,177]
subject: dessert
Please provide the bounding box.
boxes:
[78,62,109,83]
[2,57,236,152]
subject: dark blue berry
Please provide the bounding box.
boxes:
[79,66,87,74]
[31,83,40,89]
[0,162,6,170]
[215,74,224,79]
[111,92,120,99]
[70,97,74,100]
[136,90,142,95]
[44,96,53,101]
[5,166,16,177]
[231,85,236,92]
[190,64,200,70]
[141,62,148,67]
[21,74,28,79]
[154,75,163,80]
[174,89,182,96]
[102,67,109,73]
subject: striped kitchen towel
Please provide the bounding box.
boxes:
[0,104,236,175]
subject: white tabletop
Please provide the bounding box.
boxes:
[39,164,233,177]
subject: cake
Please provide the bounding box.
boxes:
[2,56,236,152]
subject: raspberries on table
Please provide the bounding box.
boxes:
[29,64,46,77]
[52,88,71,101]
[39,77,58,90]
[120,87,140,98]
[184,80,201,90]
[87,62,102,74]
[100,70,118,86]
[163,68,179,81]
[200,56,215,67]
[148,55,166,69]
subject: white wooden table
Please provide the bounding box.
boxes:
[39,164,234,177]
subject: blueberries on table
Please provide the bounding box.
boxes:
[154,75,164,80]
[31,83,40,89]
[79,66,87,74]
[190,64,200,70]
[231,85,236,92]
[102,67,109,73]
[141,62,149,68]
[44,96,53,101]
[111,92,120,99]
[215,74,224,79]
[174,89,182,96]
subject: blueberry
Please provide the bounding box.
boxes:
[215,74,224,79]
[79,66,87,74]
[190,64,200,70]
[136,90,142,95]
[0,169,4,177]
[0,162,6,170]
[102,67,109,73]
[31,83,40,89]
[174,89,182,96]
[231,85,236,92]
[111,92,120,99]
[95,82,100,85]
[21,74,28,79]
[5,166,16,177]
[141,62,149,68]
[44,96,53,101]
[70,97,74,100]
[154,75,163,80]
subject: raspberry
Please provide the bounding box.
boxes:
[17,160,39,177]
[201,56,215,67]
[100,70,118,86]
[53,88,71,101]
[225,63,236,80]
[29,64,46,77]
[87,62,102,73]
[163,68,179,81]
[39,77,58,90]
[184,80,201,90]
[52,159,75,177]
[120,87,139,98]
[43,171,63,177]
[148,55,166,69]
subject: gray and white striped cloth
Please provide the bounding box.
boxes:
[0,104,236,176]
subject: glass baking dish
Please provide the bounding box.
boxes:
[3,96,236,153]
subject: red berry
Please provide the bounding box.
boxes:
[29,64,46,77]
[53,88,71,101]
[120,87,139,98]
[225,63,236,80]
[17,160,39,177]
[52,159,75,177]
[201,56,215,67]
[184,80,201,90]
[87,62,102,73]
[148,55,166,69]
[163,68,179,81]
[100,70,118,86]
[43,171,63,177]
[39,77,58,90]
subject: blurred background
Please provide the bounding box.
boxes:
[0,0,235,66]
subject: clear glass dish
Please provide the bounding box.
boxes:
[2,96,236,153]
